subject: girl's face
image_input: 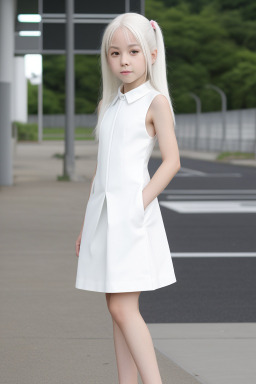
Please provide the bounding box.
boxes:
[107,27,147,86]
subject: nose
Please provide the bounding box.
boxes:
[120,52,129,66]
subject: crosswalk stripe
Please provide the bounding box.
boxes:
[172,252,256,257]
[162,190,256,194]
[160,200,256,213]
[165,196,256,200]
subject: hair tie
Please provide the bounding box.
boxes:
[150,20,156,30]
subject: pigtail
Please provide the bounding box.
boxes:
[148,19,176,127]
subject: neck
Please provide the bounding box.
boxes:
[122,78,148,94]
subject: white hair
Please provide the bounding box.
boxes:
[92,12,176,141]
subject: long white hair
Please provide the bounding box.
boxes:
[92,12,176,141]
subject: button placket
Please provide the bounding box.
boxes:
[105,101,122,191]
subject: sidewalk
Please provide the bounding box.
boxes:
[179,149,256,168]
[0,140,200,384]
[148,323,256,384]
[152,144,256,168]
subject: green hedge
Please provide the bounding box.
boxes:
[13,122,94,141]
[14,122,38,141]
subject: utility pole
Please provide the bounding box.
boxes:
[64,0,75,180]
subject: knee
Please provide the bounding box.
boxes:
[108,297,130,325]
[105,293,111,309]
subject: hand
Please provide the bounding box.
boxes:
[142,188,154,211]
[142,189,147,210]
[75,230,82,257]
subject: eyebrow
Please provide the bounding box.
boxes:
[109,44,140,49]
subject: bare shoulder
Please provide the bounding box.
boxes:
[150,94,170,112]
[149,94,174,127]
[146,94,169,122]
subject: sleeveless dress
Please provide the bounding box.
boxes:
[75,80,177,293]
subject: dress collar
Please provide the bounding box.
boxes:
[111,80,152,106]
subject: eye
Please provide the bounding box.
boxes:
[111,51,119,56]
[131,50,139,54]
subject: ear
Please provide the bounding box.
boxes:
[151,49,157,65]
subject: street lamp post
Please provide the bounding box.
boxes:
[189,92,201,150]
[30,70,43,143]
[205,84,227,151]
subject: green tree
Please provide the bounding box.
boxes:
[146,0,256,112]
[27,0,256,114]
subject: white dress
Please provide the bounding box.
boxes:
[75,80,177,293]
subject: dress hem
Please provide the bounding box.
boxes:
[75,275,177,293]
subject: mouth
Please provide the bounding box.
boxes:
[121,71,132,74]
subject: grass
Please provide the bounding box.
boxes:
[216,151,255,161]
[57,174,70,181]
[14,122,95,141]
[52,153,80,159]
[43,127,95,140]
[53,153,64,159]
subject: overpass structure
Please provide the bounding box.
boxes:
[0,0,144,185]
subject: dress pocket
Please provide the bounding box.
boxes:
[136,188,145,222]
[91,177,96,196]
[140,190,145,214]
[136,189,155,226]
[139,189,154,217]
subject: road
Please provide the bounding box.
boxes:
[140,156,256,323]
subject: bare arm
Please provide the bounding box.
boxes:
[142,95,181,209]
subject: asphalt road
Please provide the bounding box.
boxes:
[140,157,256,323]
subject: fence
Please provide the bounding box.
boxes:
[28,114,97,128]
[176,108,256,153]
[28,108,256,153]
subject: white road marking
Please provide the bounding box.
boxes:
[177,168,242,177]
[166,196,256,200]
[160,200,256,213]
[162,190,256,194]
[177,173,242,177]
[162,190,256,199]
[172,252,256,257]
[179,167,207,176]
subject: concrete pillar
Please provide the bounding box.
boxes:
[12,56,27,123]
[0,0,15,186]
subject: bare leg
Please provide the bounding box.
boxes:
[107,291,163,384]
[106,293,138,384]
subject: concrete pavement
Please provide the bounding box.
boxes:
[0,140,255,383]
[148,323,256,384]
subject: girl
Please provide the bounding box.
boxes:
[75,12,180,384]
